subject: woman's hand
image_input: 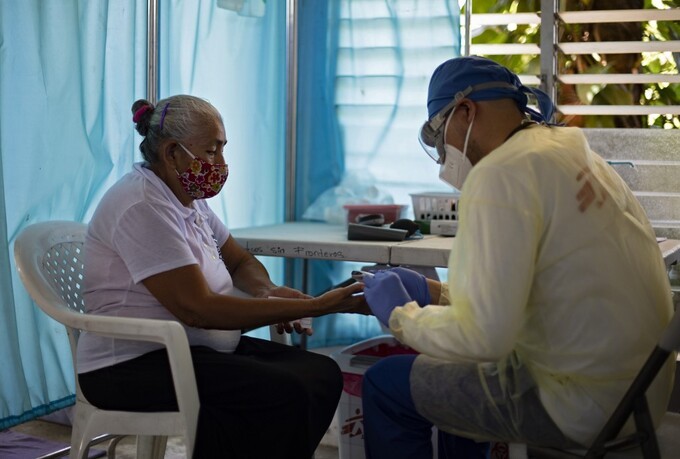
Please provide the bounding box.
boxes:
[312,282,368,315]
[257,285,311,300]
[275,318,314,336]
[259,286,314,335]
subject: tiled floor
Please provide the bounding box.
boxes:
[10,417,341,458]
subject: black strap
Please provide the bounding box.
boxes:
[505,119,540,141]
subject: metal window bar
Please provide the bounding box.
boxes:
[555,6,680,116]
[461,12,540,26]
[559,41,680,55]
[463,8,680,26]
[470,43,541,55]
[464,1,680,117]
[558,9,680,24]
[558,106,680,116]
[559,74,680,85]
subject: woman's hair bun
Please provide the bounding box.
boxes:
[131,99,155,136]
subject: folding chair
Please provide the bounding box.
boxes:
[511,307,680,459]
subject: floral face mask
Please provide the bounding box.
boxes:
[176,143,229,199]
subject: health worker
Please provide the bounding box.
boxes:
[360,56,675,458]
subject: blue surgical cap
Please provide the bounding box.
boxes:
[426,56,555,124]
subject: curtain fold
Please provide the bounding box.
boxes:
[337,0,461,208]
[160,0,286,235]
[294,0,461,348]
[0,0,146,429]
[291,0,383,348]
[159,0,287,338]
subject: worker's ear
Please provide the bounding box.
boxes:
[459,100,476,124]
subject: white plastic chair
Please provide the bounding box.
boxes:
[13,221,199,459]
[508,308,680,459]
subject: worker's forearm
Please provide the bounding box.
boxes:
[427,278,442,304]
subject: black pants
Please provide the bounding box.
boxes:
[78,336,343,459]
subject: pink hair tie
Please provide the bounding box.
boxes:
[132,104,153,123]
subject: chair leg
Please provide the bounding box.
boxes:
[106,435,126,458]
[69,425,90,459]
[632,397,660,459]
[136,435,168,459]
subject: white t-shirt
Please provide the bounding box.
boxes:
[391,125,674,445]
[77,162,241,373]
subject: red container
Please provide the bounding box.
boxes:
[330,337,434,459]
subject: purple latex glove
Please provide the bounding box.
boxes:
[390,267,431,306]
[363,270,413,327]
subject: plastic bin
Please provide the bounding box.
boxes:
[410,192,459,221]
[331,336,437,459]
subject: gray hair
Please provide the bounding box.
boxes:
[131,95,223,163]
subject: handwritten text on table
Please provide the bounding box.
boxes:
[244,242,346,259]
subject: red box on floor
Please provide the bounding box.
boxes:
[331,336,431,459]
[331,336,513,458]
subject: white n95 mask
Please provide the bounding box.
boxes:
[439,145,473,191]
[439,112,475,191]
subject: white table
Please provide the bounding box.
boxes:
[390,235,454,268]
[230,222,396,265]
[232,222,680,269]
[391,236,680,269]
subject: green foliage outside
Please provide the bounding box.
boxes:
[469,0,679,128]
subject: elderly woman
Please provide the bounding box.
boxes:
[77,94,365,458]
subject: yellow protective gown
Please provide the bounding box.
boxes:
[390,125,674,446]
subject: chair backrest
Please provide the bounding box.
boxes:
[526,306,680,458]
[583,305,680,457]
[14,221,89,382]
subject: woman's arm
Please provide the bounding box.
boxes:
[142,263,365,331]
[219,235,303,299]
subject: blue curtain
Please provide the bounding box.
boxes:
[158,0,287,339]
[159,0,286,233]
[294,0,461,348]
[0,0,286,428]
[0,0,147,429]
[292,0,384,348]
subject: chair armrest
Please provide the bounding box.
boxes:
[71,312,190,348]
[68,311,199,415]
